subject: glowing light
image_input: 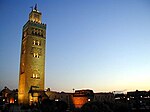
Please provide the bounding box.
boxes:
[33,53,36,57]
[72,97,88,108]
[38,41,40,45]
[55,99,59,101]
[115,97,120,100]
[36,74,37,78]
[33,40,35,45]
[33,74,35,78]
[10,98,14,103]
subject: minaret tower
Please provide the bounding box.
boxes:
[18,5,46,104]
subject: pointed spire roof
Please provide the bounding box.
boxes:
[30,4,39,12]
[34,4,37,11]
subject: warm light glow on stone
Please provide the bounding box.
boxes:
[38,41,40,45]
[72,97,88,108]
[10,98,14,103]
[33,74,35,78]
[18,7,46,104]
[33,40,36,45]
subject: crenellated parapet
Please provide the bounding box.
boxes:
[23,20,46,30]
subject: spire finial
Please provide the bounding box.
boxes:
[34,4,37,11]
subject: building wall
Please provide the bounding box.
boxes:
[45,90,114,108]
[45,91,70,103]
[0,87,18,104]
[94,93,115,103]
[72,96,88,108]
[45,91,60,101]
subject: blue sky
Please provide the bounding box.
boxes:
[0,0,150,92]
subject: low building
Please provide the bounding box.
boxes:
[0,87,18,104]
[45,89,74,110]
[127,90,150,111]
[0,87,115,109]
[28,86,48,105]
[45,89,114,108]
[72,89,94,108]
[94,92,115,103]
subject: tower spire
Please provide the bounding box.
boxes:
[18,5,46,104]
[29,4,41,23]
[34,4,37,11]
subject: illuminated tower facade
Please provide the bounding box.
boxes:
[18,5,46,104]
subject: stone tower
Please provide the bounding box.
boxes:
[18,5,46,104]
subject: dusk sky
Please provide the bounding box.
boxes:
[0,0,150,92]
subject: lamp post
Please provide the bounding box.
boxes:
[73,88,75,93]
